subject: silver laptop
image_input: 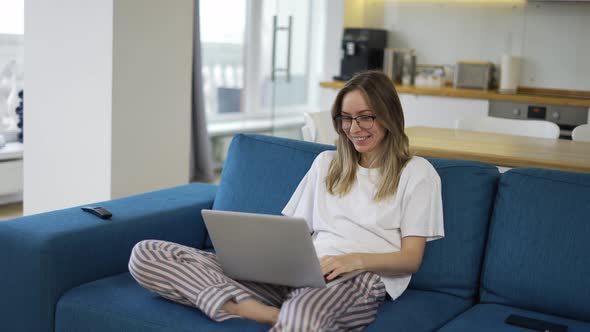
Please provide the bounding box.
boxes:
[201,209,360,288]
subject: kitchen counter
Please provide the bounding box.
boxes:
[406,127,590,173]
[320,81,590,108]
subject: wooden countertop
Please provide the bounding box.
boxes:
[406,127,590,173]
[320,81,590,108]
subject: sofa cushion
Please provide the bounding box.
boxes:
[56,273,470,332]
[56,273,268,332]
[366,289,472,331]
[480,168,590,321]
[438,303,590,332]
[409,159,499,299]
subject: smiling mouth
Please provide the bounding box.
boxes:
[351,136,371,142]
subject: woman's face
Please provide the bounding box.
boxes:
[340,90,386,165]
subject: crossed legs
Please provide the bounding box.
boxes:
[129,240,386,330]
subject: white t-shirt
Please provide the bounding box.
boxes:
[282,151,444,300]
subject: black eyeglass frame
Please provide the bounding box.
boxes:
[334,114,378,131]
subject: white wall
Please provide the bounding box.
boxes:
[25,0,113,214]
[309,0,344,112]
[344,0,369,28]
[25,0,193,214]
[353,1,590,91]
[111,0,192,198]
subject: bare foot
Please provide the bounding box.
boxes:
[222,299,279,325]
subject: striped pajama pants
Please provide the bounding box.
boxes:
[128,240,387,331]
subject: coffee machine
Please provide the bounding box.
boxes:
[334,28,387,81]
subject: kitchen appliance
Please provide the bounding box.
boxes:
[499,55,521,94]
[382,48,416,85]
[334,28,387,81]
[454,61,495,90]
[488,100,589,140]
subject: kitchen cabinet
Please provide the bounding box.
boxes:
[0,159,22,195]
[0,142,23,203]
[400,94,489,129]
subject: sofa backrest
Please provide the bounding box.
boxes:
[208,134,334,247]
[409,158,499,299]
[480,168,590,321]
[210,134,499,300]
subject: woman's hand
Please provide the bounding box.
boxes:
[319,254,364,281]
[319,237,427,280]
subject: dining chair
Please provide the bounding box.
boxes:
[455,116,560,139]
[572,124,590,142]
[301,111,338,145]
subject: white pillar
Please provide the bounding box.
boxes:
[313,0,344,111]
[24,0,193,215]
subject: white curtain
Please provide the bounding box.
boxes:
[190,0,214,182]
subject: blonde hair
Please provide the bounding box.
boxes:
[325,71,412,201]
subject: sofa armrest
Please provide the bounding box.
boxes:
[0,183,216,332]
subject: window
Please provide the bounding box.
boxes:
[0,0,24,140]
[200,0,247,117]
[0,0,24,35]
[200,0,314,126]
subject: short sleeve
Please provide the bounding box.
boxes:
[400,174,444,241]
[281,153,324,232]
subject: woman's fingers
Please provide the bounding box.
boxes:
[320,254,362,281]
[321,261,335,276]
[320,256,349,278]
[320,256,335,275]
[326,267,345,280]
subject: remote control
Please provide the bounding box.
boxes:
[505,314,567,332]
[81,206,113,220]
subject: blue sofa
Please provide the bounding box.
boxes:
[1,133,589,332]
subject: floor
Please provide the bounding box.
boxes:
[0,202,23,221]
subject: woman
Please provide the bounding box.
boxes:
[128,70,444,331]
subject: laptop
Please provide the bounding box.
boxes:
[201,209,360,288]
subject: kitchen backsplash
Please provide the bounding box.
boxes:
[350,1,590,91]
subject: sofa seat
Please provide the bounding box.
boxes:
[438,303,590,332]
[366,289,472,331]
[55,273,268,332]
[56,272,472,332]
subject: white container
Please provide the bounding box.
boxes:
[499,55,521,94]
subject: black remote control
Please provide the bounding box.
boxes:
[81,206,113,220]
[505,314,567,332]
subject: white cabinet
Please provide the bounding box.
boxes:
[0,159,23,196]
[400,94,489,129]
[0,142,24,201]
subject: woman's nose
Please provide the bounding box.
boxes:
[349,119,362,132]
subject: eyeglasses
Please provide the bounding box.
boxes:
[335,114,377,131]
